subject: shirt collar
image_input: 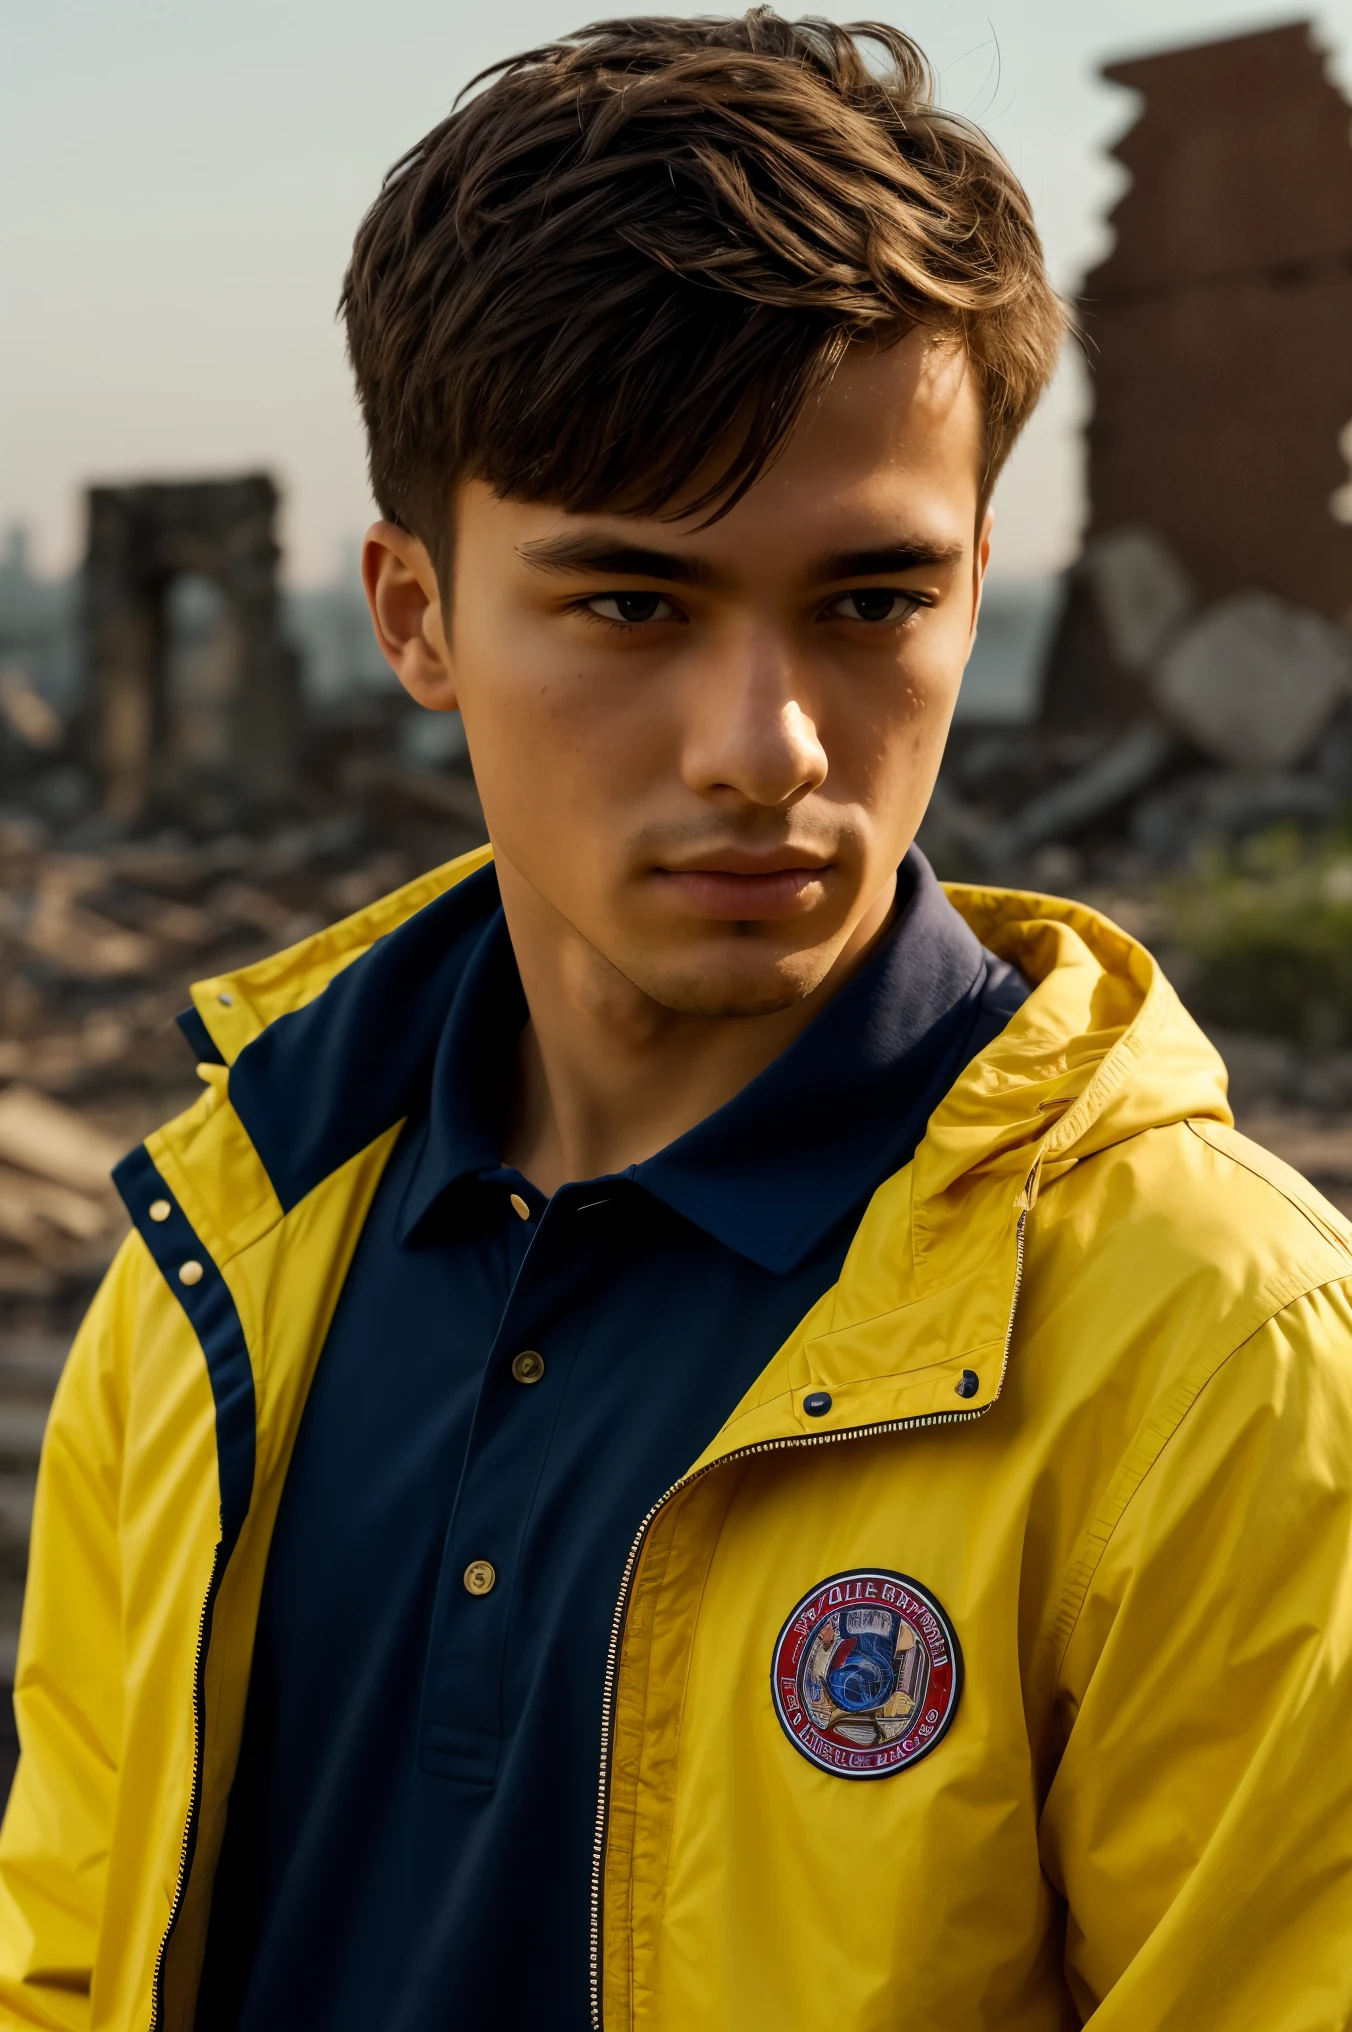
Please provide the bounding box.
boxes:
[397,849,991,1271]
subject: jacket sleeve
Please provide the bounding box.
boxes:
[0,1237,140,2029]
[1041,1276,1352,2030]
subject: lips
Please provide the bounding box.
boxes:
[653,863,832,920]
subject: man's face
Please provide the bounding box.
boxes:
[387,331,989,1018]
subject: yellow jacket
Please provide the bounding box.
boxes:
[2,845,1352,2031]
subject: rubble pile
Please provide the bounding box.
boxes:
[0,772,486,1319]
[927,526,1352,886]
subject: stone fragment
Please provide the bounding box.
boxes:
[985,722,1176,863]
[1153,593,1352,769]
[1084,527,1194,672]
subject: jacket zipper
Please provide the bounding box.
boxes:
[588,1200,1030,2030]
[148,1541,223,2032]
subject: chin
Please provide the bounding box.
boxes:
[621,948,833,1020]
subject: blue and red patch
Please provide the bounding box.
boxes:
[771,1569,962,1779]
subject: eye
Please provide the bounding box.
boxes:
[583,591,678,625]
[825,589,921,624]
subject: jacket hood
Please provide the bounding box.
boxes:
[928,883,1230,1195]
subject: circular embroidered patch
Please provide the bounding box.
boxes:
[771,1568,962,1778]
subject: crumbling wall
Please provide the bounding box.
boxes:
[1043,21,1352,737]
[82,475,302,823]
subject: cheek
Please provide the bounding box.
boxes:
[458,623,678,833]
[891,614,970,755]
[820,633,963,782]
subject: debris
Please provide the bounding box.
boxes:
[0,669,62,753]
[338,755,485,830]
[1153,592,1352,770]
[983,723,1176,863]
[1131,771,1337,864]
[23,891,161,979]
[1084,528,1194,672]
[0,1166,108,1248]
[0,781,488,1314]
[0,1086,123,1197]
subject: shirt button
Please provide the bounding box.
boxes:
[511,1350,545,1385]
[178,1260,204,1287]
[955,1369,980,1398]
[463,1560,496,1596]
[148,1199,171,1223]
[509,1193,531,1221]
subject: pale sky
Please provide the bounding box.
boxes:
[4,1,1352,586]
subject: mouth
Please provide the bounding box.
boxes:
[652,852,835,921]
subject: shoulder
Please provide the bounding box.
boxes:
[1181,1114,1352,1261]
[1030,1127,1352,1713]
[1032,1111,1352,1343]
[1014,1115,1352,1495]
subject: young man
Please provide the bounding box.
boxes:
[3,11,1352,2029]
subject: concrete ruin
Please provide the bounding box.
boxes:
[82,475,301,822]
[1042,21,1352,739]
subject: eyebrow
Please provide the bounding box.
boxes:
[812,542,967,579]
[516,537,715,587]
[515,531,967,587]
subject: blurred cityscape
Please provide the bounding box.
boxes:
[1,15,1351,1768]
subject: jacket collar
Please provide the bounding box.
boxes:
[166,847,1232,1450]
[706,884,1233,1457]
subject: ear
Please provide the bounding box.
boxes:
[361,521,459,710]
[968,506,995,648]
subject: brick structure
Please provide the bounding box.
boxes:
[1043,22,1352,732]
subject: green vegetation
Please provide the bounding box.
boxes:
[1162,828,1352,1049]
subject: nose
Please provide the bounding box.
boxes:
[680,627,827,810]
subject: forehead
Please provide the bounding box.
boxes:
[466,330,984,575]
[455,330,985,587]
[719,332,982,565]
[771,332,982,501]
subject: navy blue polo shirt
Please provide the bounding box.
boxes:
[197,851,1026,2032]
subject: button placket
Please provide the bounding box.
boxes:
[416,1194,595,1785]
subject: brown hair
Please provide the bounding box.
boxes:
[341,10,1065,575]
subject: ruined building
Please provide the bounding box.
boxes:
[82,475,302,823]
[1043,22,1352,744]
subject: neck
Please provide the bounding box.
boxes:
[497,864,897,1196]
